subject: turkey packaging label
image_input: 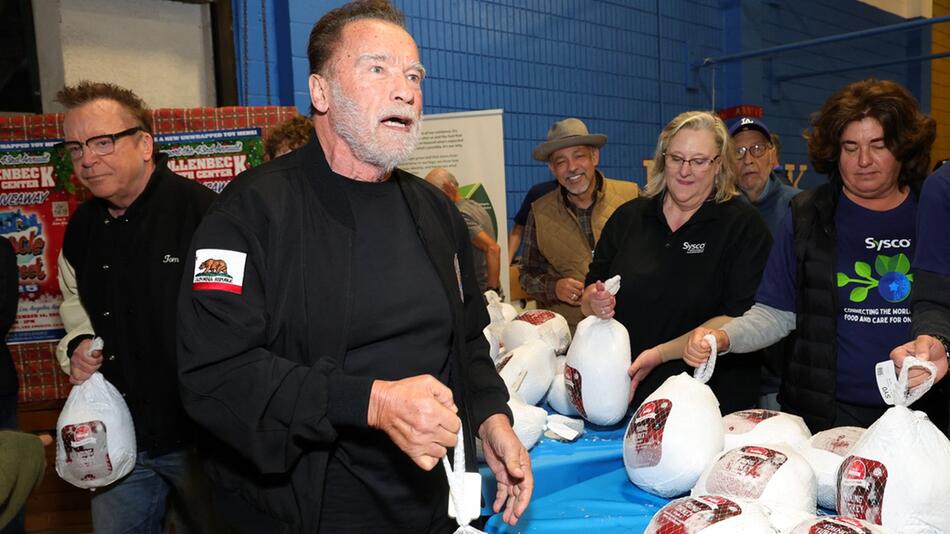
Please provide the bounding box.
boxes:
[645,495,776,534]
[55,368,136,489]
[790,515,892,534]
[626,398,673,467]
[722,409,812,450]
[546,356,578,416]
[837,456,888,525]
[563,310,632,426]
[624,373,724,498]
[692,443,817,515]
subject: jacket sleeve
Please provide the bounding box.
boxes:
[55,252,94,375]
[452,206,511,429]
[911,269,950,340]
[177,207,343,475]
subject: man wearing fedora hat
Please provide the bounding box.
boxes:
[519,118,639,330]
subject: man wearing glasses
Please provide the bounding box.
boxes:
[520,118,638,331]
[729,117,800,236]
[54,81,218,533]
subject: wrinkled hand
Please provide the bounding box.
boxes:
[628,347,662,402]
[582,280,615,319]
[367,375,460,471]
[69,338,102,385]
[480,414,532,526]
[555,277,584,306]
[685,328,728,368]
[890,335,949,388]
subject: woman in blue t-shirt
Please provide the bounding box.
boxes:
[685,79,947,432]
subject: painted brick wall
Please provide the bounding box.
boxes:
[237,0,930,230]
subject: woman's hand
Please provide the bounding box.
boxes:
[581,280,615,319]
[628,347,663,402]
[685,328,729,368]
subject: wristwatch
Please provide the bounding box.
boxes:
[929,334,950,360]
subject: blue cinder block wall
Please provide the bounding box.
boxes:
[235,0,930,232]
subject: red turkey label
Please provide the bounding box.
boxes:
[516,310,555,325]
[808,516,873,534]
[563,365,587,419]
[627,399,673,467]
[706,446,787,499]
[837,456,887,525]
[61,420,113,481]
[813,429,862,455]
[723,409,779,434]
[650,495,742,533]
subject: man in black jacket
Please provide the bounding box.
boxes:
[177,1,532,532]
[55,82,218,533]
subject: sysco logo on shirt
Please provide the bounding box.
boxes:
[682,242,706,254]
[864,237,911,251]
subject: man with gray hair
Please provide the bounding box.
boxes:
[425,167,502,294]
[177,1,531,532]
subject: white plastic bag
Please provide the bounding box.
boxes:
[563,275,631,425]
[790,515,893,534]
[645,495,777,533]
[692,443,817,516]
[507,389,547,451]
[836,357,950,531]
[801,426,865,511]
[495,339,556,406]
[56,347,136,489]
[502,309,571,355]
[484,290,517,347]
[722,409,812,451]
[624,335,724,498]
[546,356,578,416]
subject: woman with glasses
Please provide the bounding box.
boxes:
[580,110,772,412]
[686,79,948,433]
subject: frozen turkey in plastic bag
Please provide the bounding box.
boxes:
[502,309,571,354]
[495,339,555,406]
[790,515,893,534]
[692,442,817,516]
[507,389,547,451]
[563,276,630,425]
[484,290,517,344]
[645,495,777,533]
[801,426,865,511]
[546,356,578,416]
[835,357,950,532]
[722,409,812,451]
[624,334,725,498]
[56,340,136,490]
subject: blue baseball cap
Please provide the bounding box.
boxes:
[729,116,771,139]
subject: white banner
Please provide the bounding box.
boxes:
[402,109,510,297]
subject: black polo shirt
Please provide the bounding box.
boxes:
[586,193,772,412]
[63,155,216,454]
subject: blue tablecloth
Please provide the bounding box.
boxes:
[485,466,671,533]
[479,412,628,515]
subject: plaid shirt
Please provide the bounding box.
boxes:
[519,176,600,304]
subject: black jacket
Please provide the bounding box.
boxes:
[177,135,510,533]
[785,181,946,431]
[62,156,216,453]
[0,239,17,396]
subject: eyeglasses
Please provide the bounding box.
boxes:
[664,153,720,171]
[736,143,772,159]
[55,127,145,161]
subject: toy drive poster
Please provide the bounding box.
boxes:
[0,128,263,344]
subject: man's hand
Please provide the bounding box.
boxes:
[685,328,729,368]
[890,335,949,388]
[555,277,584,306]
[69,338,102,385]
[581,280,615,319]
[479,414,532,526]
[367,375,460,471]
[628,347,662,402]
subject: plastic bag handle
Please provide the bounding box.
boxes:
[895,355,937,407]
[441,426,486,533]
[693,334,718,384]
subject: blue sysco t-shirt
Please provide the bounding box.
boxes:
[756,191,917,406]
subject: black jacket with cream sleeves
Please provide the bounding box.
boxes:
[176,135,510,532]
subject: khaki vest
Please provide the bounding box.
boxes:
[531,175,639,329]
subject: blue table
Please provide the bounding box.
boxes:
[485,466,671,533]
[479,411,628,515]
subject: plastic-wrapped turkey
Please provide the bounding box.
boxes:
[546,356,578,416]
[790,515,893,534]
[495,339,555,406]
[800,426,865,510]
[501,309,571,355]
[722,409,812,451]
[645,495,777,533]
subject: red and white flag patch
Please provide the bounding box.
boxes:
[192,248,246,294]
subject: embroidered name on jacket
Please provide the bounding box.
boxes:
[682,241,706,254]
[192,248,246,294]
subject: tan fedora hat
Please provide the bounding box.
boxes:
[532,118,607,161]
